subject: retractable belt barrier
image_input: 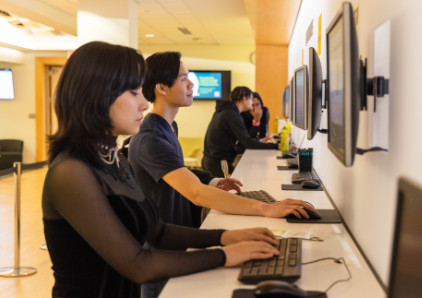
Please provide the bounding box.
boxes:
[0,161,46,277]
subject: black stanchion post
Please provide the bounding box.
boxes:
[0,162,37,277]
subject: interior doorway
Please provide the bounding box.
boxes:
[35,57,66,162]
[46,66,63,136]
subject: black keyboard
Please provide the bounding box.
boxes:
[236,190,277,204]
[238,238,302,284]
[292,171,318,184]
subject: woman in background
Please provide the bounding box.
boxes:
[42,41,279,298]
[240,91,270,140]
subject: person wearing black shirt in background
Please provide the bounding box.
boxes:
[202,86,279,178]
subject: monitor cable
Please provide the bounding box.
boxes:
[356,146,388,155]
[301,257,352,295]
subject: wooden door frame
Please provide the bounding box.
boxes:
[35,57,67,162]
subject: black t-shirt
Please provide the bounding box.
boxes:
[129,113,212,228]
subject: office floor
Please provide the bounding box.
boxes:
[0,166,53,297]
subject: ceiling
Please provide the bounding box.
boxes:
[0,0,301,50]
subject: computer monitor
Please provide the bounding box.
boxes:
[293,65,308,130]
[326,1,360,167]
[187,70,231,100]
[307,47,323,140]
[0,68,15,100]
[388,177,422,298]
[282,85,290,119]
[289,77,295,123]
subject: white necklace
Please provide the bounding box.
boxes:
[98,144,120,168]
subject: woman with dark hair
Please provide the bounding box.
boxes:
[203,86,279,177]
[42,41,280,298]
[240,91,270,140]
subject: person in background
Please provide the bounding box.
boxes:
[240,91,270,140]
[202,86,279,178]
[42,41,282,298]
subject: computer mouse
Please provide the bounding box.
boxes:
[286,202,322,219]
[301,179,320,189]
[254,280,307,298]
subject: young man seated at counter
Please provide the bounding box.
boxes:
[202,86,279,178]
[128,51,313,226]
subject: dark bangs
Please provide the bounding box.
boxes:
[49,41,146,167]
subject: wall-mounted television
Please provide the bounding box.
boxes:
[188,70,231,100]
[326,1,360,167]
[0,68,15,100]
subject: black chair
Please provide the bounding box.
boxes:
[0,139,24,170]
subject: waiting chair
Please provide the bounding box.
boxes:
[0,139,24,170]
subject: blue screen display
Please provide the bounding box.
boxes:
[188,71,222,99]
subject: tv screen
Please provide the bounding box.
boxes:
[283,85,290,119]
[293,65,308,130]
[326,2,360,167]
[307,47,323,140]
[188,70,231,100]
[388,177,422,298]
[0,68,15,100]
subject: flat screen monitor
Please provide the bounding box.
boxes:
[293,65,308,130]
[326,1,360,167]
[307,47,323,140]
[0,68,15,100]
[283,85,290,119]
[388,177,422,298]
[289,77,295,123]
[187,70,231,100]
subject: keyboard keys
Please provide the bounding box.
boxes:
[238,238,302,284]
[236,190,277,204]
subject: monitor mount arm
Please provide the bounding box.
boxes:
[356,58,389,155]
[360,58,389,112]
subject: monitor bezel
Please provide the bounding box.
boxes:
[388,177,422,298]
[326,1,360,167]
[293,64,308,130]
[307,47,323,140]
[289,76,295,124]
[283,85,290,119]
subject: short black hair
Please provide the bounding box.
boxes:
[49,41,146,167]
[142,51,182,102]
[230,86,253,103]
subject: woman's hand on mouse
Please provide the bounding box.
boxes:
[220,227,279,247]
[221,241,279,267]
[262,199,315,219]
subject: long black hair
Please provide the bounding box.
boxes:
[49,41,146,168]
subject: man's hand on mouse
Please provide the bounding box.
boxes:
[261,199,315,219]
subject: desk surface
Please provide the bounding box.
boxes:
[159,150,385,298]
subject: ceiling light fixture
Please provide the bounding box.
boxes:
[145,33,155,38]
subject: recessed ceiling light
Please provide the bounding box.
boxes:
[145,33,155,38]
